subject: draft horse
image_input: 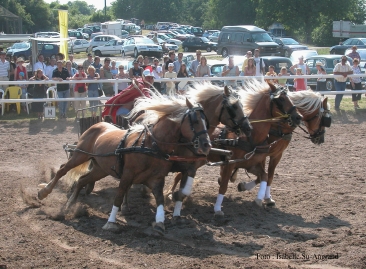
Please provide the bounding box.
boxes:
[37,94,211,234]
[236,90,331,206]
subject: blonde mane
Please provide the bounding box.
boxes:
[288,90,324,115]
[128,91,191,126]
[236,79,271,115]
[185,82,237,104]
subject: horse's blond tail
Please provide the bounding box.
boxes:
[62,160,92,190]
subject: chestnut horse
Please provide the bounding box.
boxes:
[37,94,211,234]
[169,81,302,217]
[236,90,331,206]
[121,83,253,218]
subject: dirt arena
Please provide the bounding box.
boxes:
[0,114,365,269]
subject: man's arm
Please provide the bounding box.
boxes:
[289,64,297,75]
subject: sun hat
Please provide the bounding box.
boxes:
[168,63,174,67]
[16,57,24,63]
[315,62,323,66]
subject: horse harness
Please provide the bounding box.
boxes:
[64,105,210,178]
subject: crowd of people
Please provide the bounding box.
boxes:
[0,44,365,118]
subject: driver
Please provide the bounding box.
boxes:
[102,69,154,123]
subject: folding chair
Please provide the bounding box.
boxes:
[5,86,22,115]
[0,89,4,116]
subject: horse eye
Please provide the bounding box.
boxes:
[231,104,238,110]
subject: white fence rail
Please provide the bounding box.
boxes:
[0,74,365,104]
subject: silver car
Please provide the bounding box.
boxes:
[208,31,220,42]
[122,37,162,58]
[92,39,125,56]
[68,39,90,54]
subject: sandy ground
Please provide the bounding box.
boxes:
[0,115,365,269]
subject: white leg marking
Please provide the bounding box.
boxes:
[245,180,256,191]
[256,181,267,200]
[181,176,194,196]
[173,201,183,217]
[107,205,119,223]
[214,194,224,212]
[264,186,271,199]
[155,204,165,223]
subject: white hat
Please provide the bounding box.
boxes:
[168,63,174,67]
[142,69,154,77]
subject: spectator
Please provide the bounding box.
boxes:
[0,51,10,92]
[86,65,100,117]
[173,52,183,73]
[91,56,102,75]
[244,57,256,77]
[196,56,211,77]
[177,63,189,93]
[164,63,177,95]
[315,62,327,91]
[45,58,57,81]
[253,49,265,76]
[33,54,46,74]
[222,55,239,88]
[290,55,310,89]
[141,56,151,70]
[52,60,70,119]
[29,69,48,119]
[152,58,163,92]
[44,57,50,66]
[190,50,201,76]
[137,55,144,66]
[265,65,278,84]
[72,65,87,112]
[347,46,361,61]
[277,67,289,87]
[68,54,78,69]
[9,55,16,82]
[350,58,362,108]
[56,52,66,66]
[14,57,28,81]
[129,60,143,78]
[66,60,77,100]
[333,56,353,111]
[293,68,306,91]
[100,57,114,97]
[117,64,129,93]
[83,53,93,72]
[16,71,27,112]
[110,60,118,78]
[162,56,169,75]
[152,32,159,44]
[26,56,33,78]
[241,51,253,73]
[165,51,175,71]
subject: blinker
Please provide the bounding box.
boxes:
[321,114,331,127]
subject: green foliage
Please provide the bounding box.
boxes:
[1,0,365,46]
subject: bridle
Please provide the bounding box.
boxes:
[270,86,297,127]
[218,94,249,134]
[298,104,331,142]
[180,104,210,149]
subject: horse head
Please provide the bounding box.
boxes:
[268,83,302,127]
[219,86,253,137]
[180,98,212,156]
[304,97,330,145]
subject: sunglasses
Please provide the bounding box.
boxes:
[119,67,124,69]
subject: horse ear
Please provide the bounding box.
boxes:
[322,97,328,108]
[268,82,276,92]
[224,86,231,96]
[186,98,194,109]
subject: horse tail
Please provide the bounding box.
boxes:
[62,160,92,190]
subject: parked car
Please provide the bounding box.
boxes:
[290,50,318,65]
[6,42,31,59]
[121,30,129,39]
[6,42,59,60]
[86,25,101,33]
[121,37,162,58]
[203,30,219,38]
[186,27,204,37]
[217,25,280,57]
[115,60,133,71]
[156,38,178,52]
[68,39,90,54]
[208,31,220,42]
[147,33,182,46]
[330,38,366,55]
[273,37,308,57]
[88,34,119,52]
[182,36,217,52]
[78,27,93,37]
[68,30,84,39]
[305,55,353,91]
[92,39,125,56]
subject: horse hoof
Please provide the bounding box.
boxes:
[38,183,48,189]
[121,205,130,216]
[264,197,276,207]
[214,211,225,218]
[102,222,121,233]
[254,198,263,207]
[152,222,165,235]
[37,188,49,200]
[237,182,246,192]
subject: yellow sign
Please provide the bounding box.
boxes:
[58,10,68,59]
